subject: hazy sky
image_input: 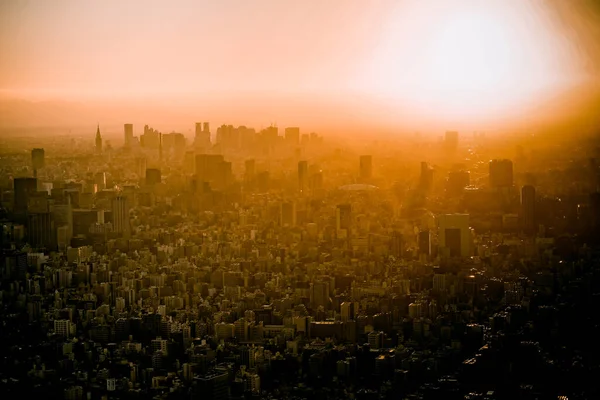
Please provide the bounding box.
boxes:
[1,0,599,129]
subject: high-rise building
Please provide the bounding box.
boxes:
[359,155,373,180]
[95,125,102,153]
[489,159,514,188]
[298,160,308,192]
[124,124,133,148]
[31,148,45,172]
[195,122,211,149]
[111,196,131,238]
[447,170,470,196]
[390,231,403,258]
[438,214,472,257]
[280,202,296,227]
[145,168,162,186]
[285,127,300,145]
[135,157,147,178]
[94,172,106,191]
[27,212,55,249]
[336,204,352,232]
[521,185,536,234]
[418,230,431,256]
[14,177,38,217]
[245,159,255,183]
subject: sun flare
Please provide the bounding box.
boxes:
[364,0,584,121]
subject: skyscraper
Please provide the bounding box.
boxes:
[438,214,472,257]
[359,155,372,180]
[521,185,536,234]
[336,204,352,232]
[111,196,131,238]
[95,125,102,153]
[285,127,300,145]
[195,122,211,149]
[489,159,514,188]
[14,177,38,217]
[31,148,45,173]
[298,160,308,192]
[124,124,133,148]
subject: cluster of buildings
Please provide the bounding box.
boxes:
[0,124,598,399]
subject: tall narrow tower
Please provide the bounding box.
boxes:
[159,132,163,164]
[95,125,103,153]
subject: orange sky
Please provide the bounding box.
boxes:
[1,0,599,131]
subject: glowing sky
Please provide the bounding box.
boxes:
[0,0,598,126]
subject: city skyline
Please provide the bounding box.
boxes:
[2,0,600,132]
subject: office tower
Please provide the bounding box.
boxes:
[521,185,536,234]
[111,196,131,238]
[489,159,514,188]
[438,214,472,257]
[94,172,106,191]
[336,204,352,232]
[184,151,195,174]
[280,202,296,227]
[145,168,162,186]
[418,230,431,255]
[159,132,163,164]
[195,154,224,183]
[310,281,330,309]
[447,170,470,196]
[310,170,323,191]
[285,127,300,145]
[31,148,45,173]
[359,155,373,180]
[135,157,147,178]
[245,159,256,182]
[213,161,232,189]
[195,122,211,149]
[124,124,133,148]
[256,171,270,193]
[419,162,434,190]
[27,212,55,249]
[298,160,308,192]
[14,177,38,217]
[95,125,102,153]
[444,131,459,152]
[390,231,403,258]
[52,202,73,244]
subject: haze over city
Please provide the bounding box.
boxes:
[2,0,600,134]
[2,1,600,400]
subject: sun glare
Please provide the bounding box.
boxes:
[364,0,583,122]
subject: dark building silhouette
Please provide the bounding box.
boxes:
[31,148,45,173]
[359,155,373,180]
[14,177,38,217]
[145,168,162,186]
[124,123,133,148]
[489,159,514,188]
[447,170,470,196]
[521,185,536,234]
[285,127,300,145]
[298,160,308,192]
[95,125,102,153]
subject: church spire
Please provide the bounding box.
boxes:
[95,124,103,152]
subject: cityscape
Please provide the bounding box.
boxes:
[1,1,600,400]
